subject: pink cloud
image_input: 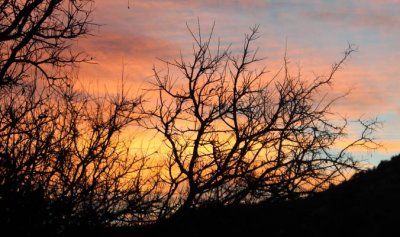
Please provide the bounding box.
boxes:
[74,32,179,93]
[75,0,399,162]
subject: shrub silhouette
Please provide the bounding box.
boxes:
[130,154,400,237]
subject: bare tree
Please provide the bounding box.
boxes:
[0,78,161,234]
[141,24,379,218]
[0,0,160,234]
[0,0,93,86]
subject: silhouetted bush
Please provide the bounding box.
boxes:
[130,154,400,237]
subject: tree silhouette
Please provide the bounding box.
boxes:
[0,0,92,86]
[0,80,160,234]
[0,1,158,235]
[141,24,379,218]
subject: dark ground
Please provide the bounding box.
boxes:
[5,154,399,237]
[100,154,400,237]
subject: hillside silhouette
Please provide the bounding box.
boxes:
[104,154,400,237]
[3,153,399,237]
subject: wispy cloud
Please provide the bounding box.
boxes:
[77,0,399,161]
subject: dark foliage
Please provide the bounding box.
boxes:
[99,154,400,237]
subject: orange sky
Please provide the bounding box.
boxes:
[75,0,400,165]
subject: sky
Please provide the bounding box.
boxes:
[77,0,400,165]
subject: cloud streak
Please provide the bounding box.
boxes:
[75,0,399,161]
